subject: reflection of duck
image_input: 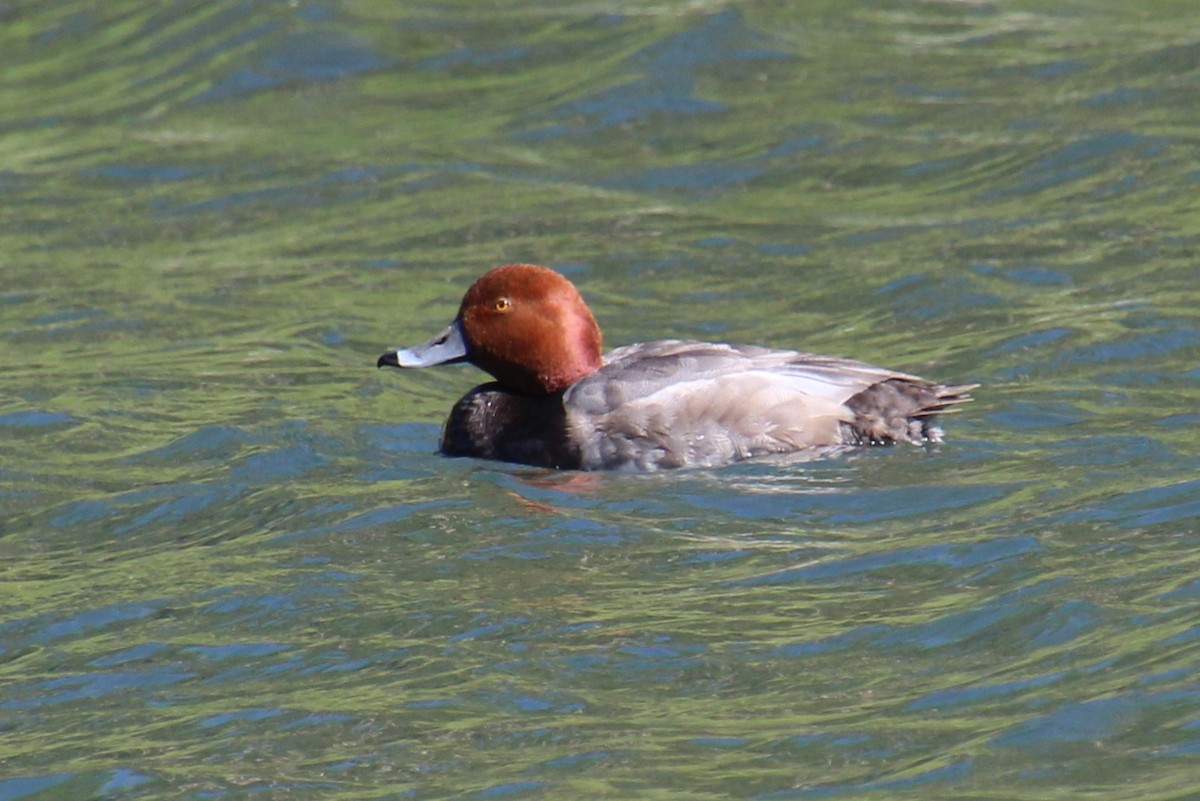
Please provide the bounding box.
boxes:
[378,264,975,471]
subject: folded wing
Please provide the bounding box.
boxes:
[565,340,973,470]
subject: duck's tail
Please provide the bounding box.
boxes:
[842,379,977,445]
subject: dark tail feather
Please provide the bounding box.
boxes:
[910,383,978,417]
[842,380,976,445]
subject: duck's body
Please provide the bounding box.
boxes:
[378,264,974,472]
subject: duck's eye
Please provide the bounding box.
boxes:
[493,297,512,312]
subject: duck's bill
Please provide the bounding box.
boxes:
[377,320,468,369]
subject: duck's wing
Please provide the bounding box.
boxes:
[565,340,973,470]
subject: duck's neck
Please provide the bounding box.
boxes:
[540,310,602,393]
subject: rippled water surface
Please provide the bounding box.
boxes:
[3,2,1200,799]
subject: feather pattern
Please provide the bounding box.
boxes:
[560,340,975,470]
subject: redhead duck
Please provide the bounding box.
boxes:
[377,264,975,471]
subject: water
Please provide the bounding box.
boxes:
[3,2,1200,799]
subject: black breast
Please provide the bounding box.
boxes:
[439,383,583,469]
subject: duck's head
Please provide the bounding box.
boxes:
[378,264,604,396]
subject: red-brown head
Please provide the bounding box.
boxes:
[378,264,604,396]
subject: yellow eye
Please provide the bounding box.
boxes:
[494,297,512,312]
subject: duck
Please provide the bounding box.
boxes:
[377,264,975,471]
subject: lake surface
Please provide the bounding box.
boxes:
[3,2,1200,799]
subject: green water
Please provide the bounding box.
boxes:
[3,2,1200,799]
